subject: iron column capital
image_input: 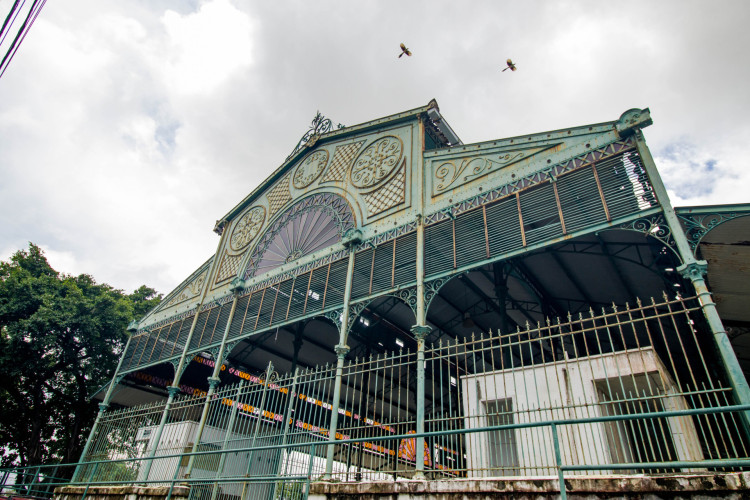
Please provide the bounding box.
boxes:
[334,344,350,357]
[411,325,432,341]
[207,377,221,389]
[677,261,708,281]
[166,385,181,397]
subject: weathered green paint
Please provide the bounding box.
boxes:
[140,385,180,481]
[635,131,750,426]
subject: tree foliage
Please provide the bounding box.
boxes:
[0,244,161,467]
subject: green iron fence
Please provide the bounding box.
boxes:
[3,294,749,500]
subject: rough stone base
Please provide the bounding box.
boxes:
[54,485,190,500]
[309,473,750,499]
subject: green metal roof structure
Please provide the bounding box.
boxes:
[108,101,748,393]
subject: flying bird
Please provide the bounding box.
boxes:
[502,59,517,72]
[399,43,412,58]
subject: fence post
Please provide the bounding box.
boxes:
[80,462,98,500]
[324,345,349,479]
[210,378,247,500]
[551,423,567,500]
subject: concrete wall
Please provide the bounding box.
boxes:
[309,473,750,500]
[54,485,189,500]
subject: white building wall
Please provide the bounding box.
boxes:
[460,347,704,477]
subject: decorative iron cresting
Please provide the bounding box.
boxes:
[287,111,343,162]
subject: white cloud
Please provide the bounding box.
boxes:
[161,0,255,96]
[1,0,749,297]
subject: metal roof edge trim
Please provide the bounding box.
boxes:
[423,108,651,158]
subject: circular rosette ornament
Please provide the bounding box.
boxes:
[350,136,403,189]
[293,150,329,189]
[230,206,266,251]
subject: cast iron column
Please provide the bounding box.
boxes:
[323,240,357,478]
[72,332,134,482]
[184,285,242,478]
[635,131,750,421]
[412,215,431,479]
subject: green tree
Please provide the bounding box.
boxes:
[0,244,161,468]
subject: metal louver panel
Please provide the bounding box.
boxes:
[519,183,563,245]
[256,285,277,328]
[393,231,417,288]
[287,271,311,320]
[596,151,655,220]
[325,258,349,309]
[351,247,374,300]
[371,240,395,295]
[455,208,487,269]
[146,326,167,363]
[140,332,158,365]
[556,166,607,233]
[425,219,454,278]
[244,291,265,335]
[171,315,194,357]
[227,293,251,340]
[307,265,329,312]
[486,196,522,257]
[160,320,182,360]
[121,336,137,368]
[148,325,167,362]
[188,310,211,351]
[204,301,232,348]
[129,334,149,368]
[272,279,295,325]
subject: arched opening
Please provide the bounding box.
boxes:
[244,193,355,280]
[346,295,417,359]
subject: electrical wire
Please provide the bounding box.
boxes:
[0,0,48,81]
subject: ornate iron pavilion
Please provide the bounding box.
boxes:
[72,100,750,494]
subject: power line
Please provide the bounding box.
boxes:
[0,0,48,81]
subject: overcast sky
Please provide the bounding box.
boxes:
[1,0,748,296]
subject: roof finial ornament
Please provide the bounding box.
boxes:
[286,111,344,161]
